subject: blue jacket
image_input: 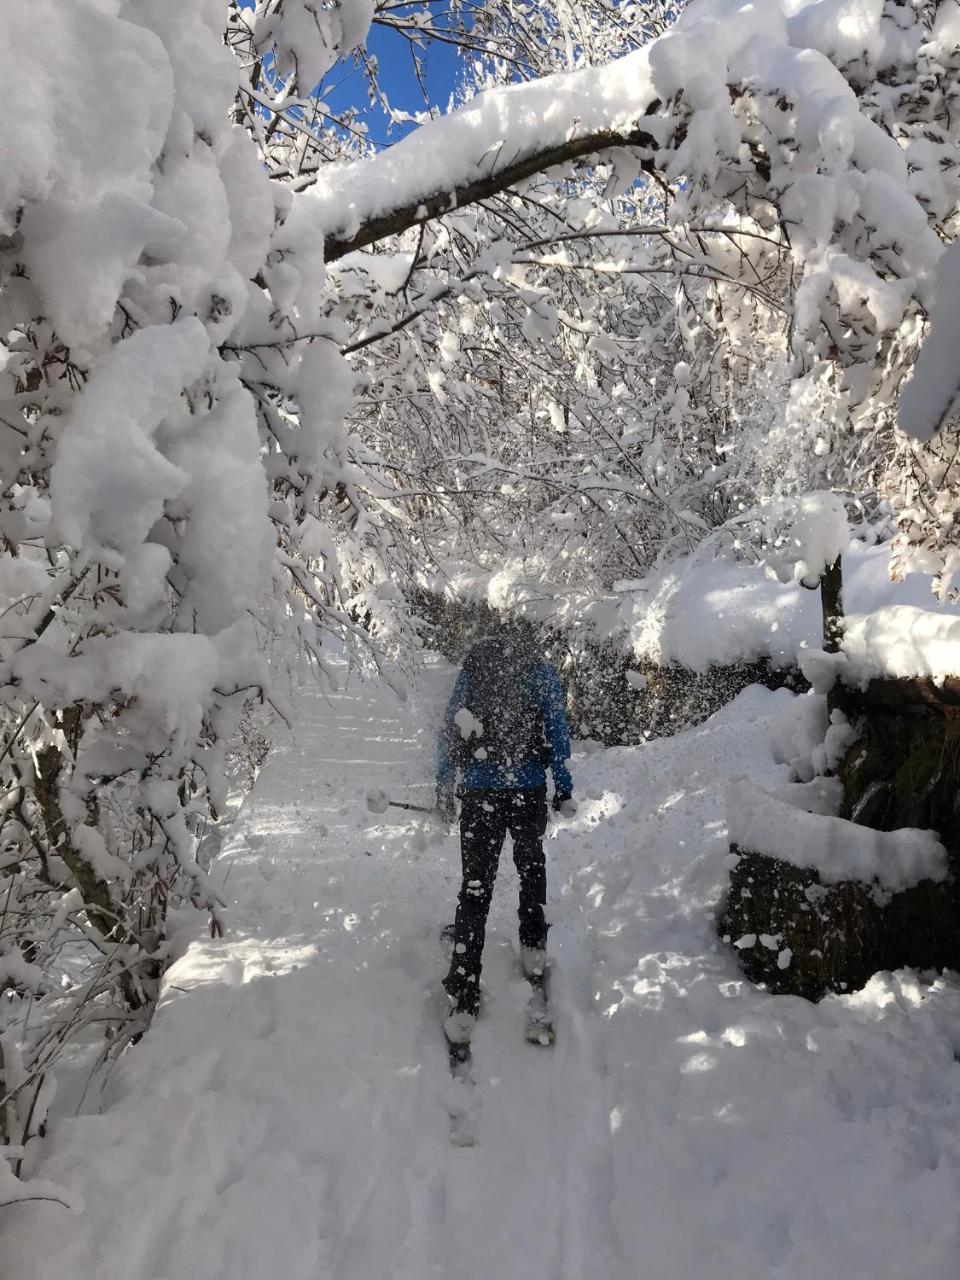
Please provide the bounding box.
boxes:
[437,661,573,794]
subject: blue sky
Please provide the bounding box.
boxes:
[324,22,466,144]
[239,1,467,146]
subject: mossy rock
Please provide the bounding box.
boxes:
[719,848,883,1000]
[720,846,960,1001]
[723,680,960,1002]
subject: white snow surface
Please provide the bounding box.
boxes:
[9,662,960,1279]
[728,779,947,891]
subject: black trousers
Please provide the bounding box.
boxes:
[444,787,548,1012]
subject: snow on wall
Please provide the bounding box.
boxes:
[616,541,959,672]
[727,778,947,892]
[842,606,960,685]
[437,539,960,676]
[802,605,960,691]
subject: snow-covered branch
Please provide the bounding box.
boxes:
[320,114,661,261]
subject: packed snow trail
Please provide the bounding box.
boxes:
[9,661,960,1279]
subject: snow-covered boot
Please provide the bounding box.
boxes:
[443,1005,477,1046]
[520,945,548,981]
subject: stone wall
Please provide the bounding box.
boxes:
[410,588,804,745]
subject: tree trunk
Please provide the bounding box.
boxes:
[820,556,844,653]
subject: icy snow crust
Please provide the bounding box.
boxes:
[9,664,960,1278]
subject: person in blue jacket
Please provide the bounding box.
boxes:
[436,621,574,1024]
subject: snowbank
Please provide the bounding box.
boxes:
[727,779,947,892]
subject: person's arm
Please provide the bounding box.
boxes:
[539,664,573,799]
[436,669,468,810]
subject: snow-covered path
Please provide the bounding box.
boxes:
[10,661,960,1279]
[8,661,625,1280]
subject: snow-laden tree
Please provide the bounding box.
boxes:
[1,0,958,1198]
[0,0,376,1181]
[251,0,959,611]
